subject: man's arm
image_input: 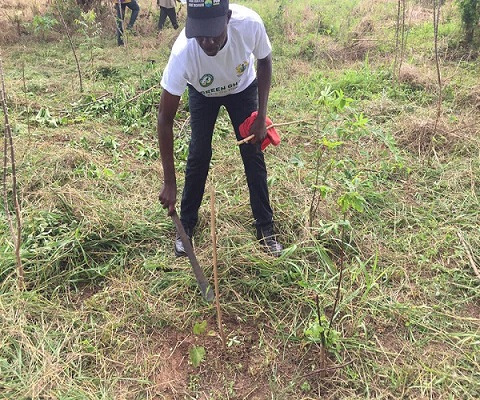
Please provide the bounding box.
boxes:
[249,53,272,143]
[157,89,181,216]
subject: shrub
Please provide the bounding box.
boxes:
[458,0,480,44]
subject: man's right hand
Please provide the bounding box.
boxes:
[159,181,177,216]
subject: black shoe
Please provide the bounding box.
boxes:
[257,225,283,257]
[174,226,193,257]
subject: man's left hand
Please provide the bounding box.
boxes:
[249,114,267,144]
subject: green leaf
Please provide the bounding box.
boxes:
[102,168,114,178]
[338,192,365,213]
[322,137,344,150]
[353,112,368,128]
[189,345,206,367]
[289,155,304,167]
[312,184,333,199]
[193,321,207,336]
[304,320,324,340]
[300,381,312,392]
[279,243,297,258]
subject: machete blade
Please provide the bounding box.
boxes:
[172,213,215,303]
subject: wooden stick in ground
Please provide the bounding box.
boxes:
[315,294,327,378]
[457,231,480,280]
[432,0,442,135]
[56,4,83,93]
[125,84,160,104]
[210,184,226,349]
[236,119,313,145]
[21,61,30,137]
[0,54,24,290]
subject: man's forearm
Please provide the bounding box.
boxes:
[256,54,272,120]
[157,120,176,184]
[157,90,181,184]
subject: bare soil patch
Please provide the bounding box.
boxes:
[118,317,324,398]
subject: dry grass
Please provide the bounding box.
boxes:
[0,0,44,42]
[395,115,479,156]
[398,63,435,91]
[465,85,480,110]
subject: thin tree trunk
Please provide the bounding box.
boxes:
[433,0,442,134]
[0,55,24,290]
[393,0,401,79]
[56,1,84,93]
[316,295,327,378]
[22,61,30,137]
[329,211,347,331]
[398,0,407,77]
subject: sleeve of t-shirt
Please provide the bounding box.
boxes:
[252,19,272,60]
[160,51,188,97]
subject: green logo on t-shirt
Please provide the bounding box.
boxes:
[199,74,214,87]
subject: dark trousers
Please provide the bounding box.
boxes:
[181,80,273,231]
[158,6,178,30]
[115,0,140,45]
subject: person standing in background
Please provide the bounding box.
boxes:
[114,0,140,46]
[157,0,179,31]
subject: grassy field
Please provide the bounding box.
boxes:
[1,0,479,398]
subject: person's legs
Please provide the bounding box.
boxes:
[158,6,168,30]
[224,81,283,256]
[166,7,179,29]
[126,0,140,29]
[180,85,221,231]
[115,3,126,46]
[224,81,273,230]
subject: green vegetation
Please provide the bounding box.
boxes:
[1,0,479,398]
[458,0,480,43]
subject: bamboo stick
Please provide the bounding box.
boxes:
[210,184,226,349]
[236,119,312,145]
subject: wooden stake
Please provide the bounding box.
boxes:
[56,4,83,93]
[0,54,24,290]
[21,61,30,137]
[210,184,226,349]
[125,84,160,104]
[432,0,442,135]
[316,294,327,378]
[236,119,313,145]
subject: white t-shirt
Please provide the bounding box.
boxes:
[160,4,272,97]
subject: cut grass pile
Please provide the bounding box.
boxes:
[1,0,479,398]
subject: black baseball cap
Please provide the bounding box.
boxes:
[185,0,230,39]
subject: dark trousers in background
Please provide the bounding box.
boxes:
[115,0,140,46]
[158,6,178,30]
[181,80,274,232]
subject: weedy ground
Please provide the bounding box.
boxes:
[1,0,479,399]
